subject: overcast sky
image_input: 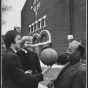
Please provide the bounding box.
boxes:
[2,0,26,35]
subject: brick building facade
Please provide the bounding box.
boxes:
[21,0,86,58]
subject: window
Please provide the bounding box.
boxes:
[29,15,47,33]
[42,19,45,27]
[39,18,42,28]
[42,19,46,27]
[35,21,38,30]
[31,26,33,32]
[29,25,31,33]
[38,21,40,29]
[32,23,34,32]
[29,27,31,33]
[34,24,36,31]
[42,15,46,27]
[43,15,46,26]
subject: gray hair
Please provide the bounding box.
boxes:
[21,36,33,45]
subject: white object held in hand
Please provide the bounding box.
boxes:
[25,70,32,75]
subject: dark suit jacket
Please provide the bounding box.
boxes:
[16,49,42,73]
[54,61,86,88]
[16,49,42,88]
[2,48,43,88]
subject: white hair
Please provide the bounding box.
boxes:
[21,36,33,45]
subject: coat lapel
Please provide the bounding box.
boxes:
[57,61,81,81]
[56,63,69,80]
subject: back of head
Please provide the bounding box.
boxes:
[21,36,33,45]
[77,45,85,57]
[4,30,20,48]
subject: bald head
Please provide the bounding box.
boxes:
[69,40,85,57]
[69,40,81,47]
[66,40,85,63]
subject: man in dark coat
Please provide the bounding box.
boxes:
[47,40,86,88]
[2,30,51,88]
[16,36,42,88]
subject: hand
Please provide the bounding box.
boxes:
[42,66,51,75]
[47,80,54,88]
[25,70,32,75]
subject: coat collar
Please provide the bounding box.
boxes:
[6,48,16,54]
[57,61,81,81]
[22,48,30,53]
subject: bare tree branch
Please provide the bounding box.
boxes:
[2,0,12,24]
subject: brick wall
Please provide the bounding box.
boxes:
[21,0,86,56]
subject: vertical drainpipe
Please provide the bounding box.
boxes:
[69,0,73,35]
[68,0,73,44]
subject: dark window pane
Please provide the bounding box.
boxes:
[38,21,40,29]
[34,24,36,31]
[29,27,31,33]
[31,26,33,32]
[42,19,44,26]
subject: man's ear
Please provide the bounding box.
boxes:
[76,51,80,56]
[11,41,15,44]
[13,41,16,44]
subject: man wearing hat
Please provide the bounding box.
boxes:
[47,40,86,88]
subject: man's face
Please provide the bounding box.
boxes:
[23,40,32,51]
[66,44,78,62]
[14,35,21,50]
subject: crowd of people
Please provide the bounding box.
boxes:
[2,30,86,88]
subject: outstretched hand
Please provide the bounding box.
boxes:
[47,80,54,88]
[25,70,32,75]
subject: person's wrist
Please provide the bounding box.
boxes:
[42,71,45,75]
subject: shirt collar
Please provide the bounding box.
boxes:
[12,49,17,53]
[22,48,28,53]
